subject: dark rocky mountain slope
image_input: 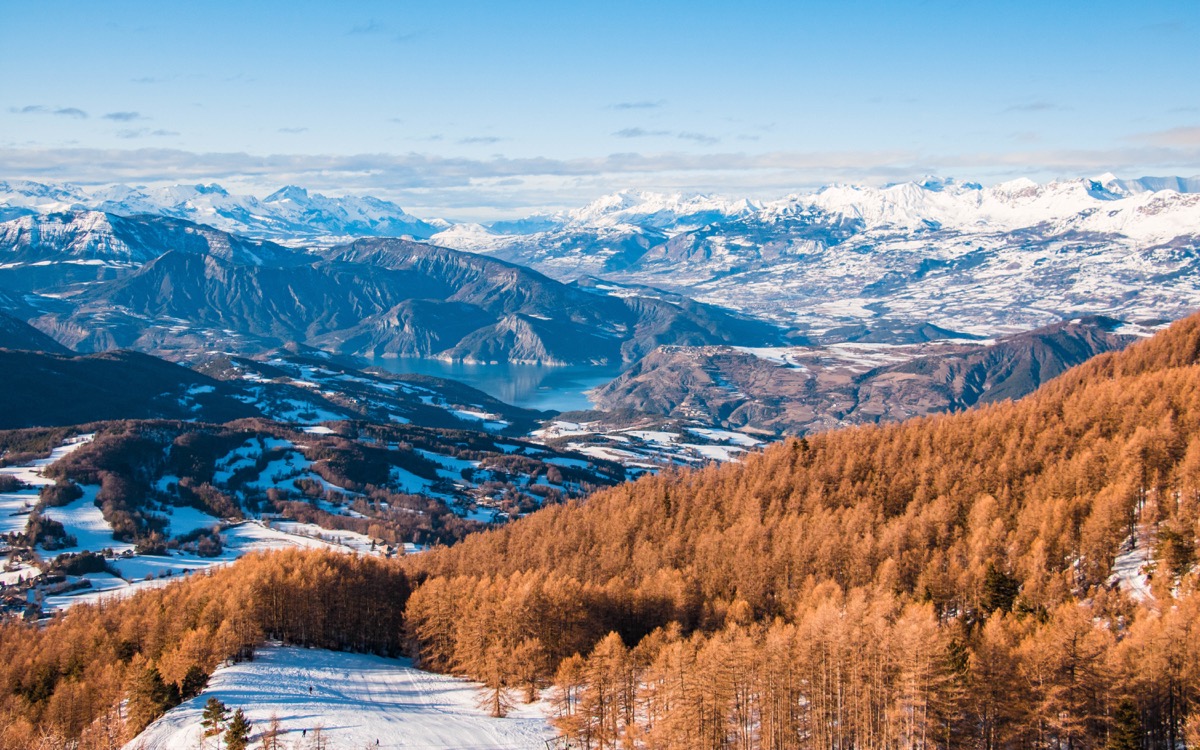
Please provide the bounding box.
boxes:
[592,316,1136,434]
[0,213,782,365]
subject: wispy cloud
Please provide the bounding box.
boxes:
[278,127,309,134]
[13,105,88,119]
[614,127,670,138]
[609,100,665,110]
[458,136,505,145]
[616,127,719,145]
[116,129,179,139]
[3,142,1198,219]
[103,111,144,122]
[1131,125,1200,147]
[348,19,386,34]
[1004,100,1064,113]
[347,19,417,43]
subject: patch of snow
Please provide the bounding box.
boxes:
[0,489,39,535]
[40,485,137,556]
[684,444,747,462]
[0,562,40,586]
[686,427,764,447]
[1108,527,1155,603]
[389,466,436,494]
[156,505,222,537]
[0,433,95,487]
[625,430,678,445]
[543,457,591,469]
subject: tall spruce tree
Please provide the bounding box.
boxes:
[225,708,251,750]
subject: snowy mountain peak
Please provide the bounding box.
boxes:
[264,185,311,203]
[564,189,760,231]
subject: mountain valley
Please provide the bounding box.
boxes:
[0,175,1197,749]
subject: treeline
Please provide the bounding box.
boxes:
[0,550,409,749]
[401,313,1200,748]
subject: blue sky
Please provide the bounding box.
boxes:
[2,0,1198,219]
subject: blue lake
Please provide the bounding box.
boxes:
[367,358,622,413]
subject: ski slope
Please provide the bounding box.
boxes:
[128,647,556,750]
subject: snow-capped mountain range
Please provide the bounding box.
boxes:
[430,175,1200,336]
[4,174,1199,337]
[0,180,443,242]
[439,174,1200,241]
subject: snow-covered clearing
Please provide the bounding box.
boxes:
[40,485,137,556]
[0,488,38,535]
[682,444,748,462]
[1108,526,1155,603]
[0,562,40,586]
[389,466,436,494]
[686,427,764,447]
[128,646,555,750]
[43,521,383,612]
[0,432,95,487]
[452,409,510,432]
[151,505,222,537]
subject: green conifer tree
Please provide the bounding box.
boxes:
[225,708,252,750]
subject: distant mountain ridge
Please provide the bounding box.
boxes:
[0,180,442,241]
[3,174,1197,243]
[431,175,1200,337]
[0,211,783,365]
[4,175,1199,341]
[592,316,1140,435]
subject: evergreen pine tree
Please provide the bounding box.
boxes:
[180,665,209,700]
[1106,700,1140,750]
[225,708,252,750]
[200,697,230,748]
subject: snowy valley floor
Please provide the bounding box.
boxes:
[128,647,556,750]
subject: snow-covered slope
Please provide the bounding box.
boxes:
[127,647,555,750]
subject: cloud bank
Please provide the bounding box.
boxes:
[1,137,1197,219]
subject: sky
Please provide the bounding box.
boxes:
[2,0,1198,220]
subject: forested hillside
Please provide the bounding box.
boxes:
[404,312,1200,749]
[0,551,407,748]
[2,313,1200,749]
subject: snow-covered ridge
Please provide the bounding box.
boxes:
[0,180,440,241]
[562,188,761,231]
[424,174,1200,254]
[782,176,1200,240]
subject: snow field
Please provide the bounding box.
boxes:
[128,647,555,750]
[40,484,136,556]
[0,432,95,487]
